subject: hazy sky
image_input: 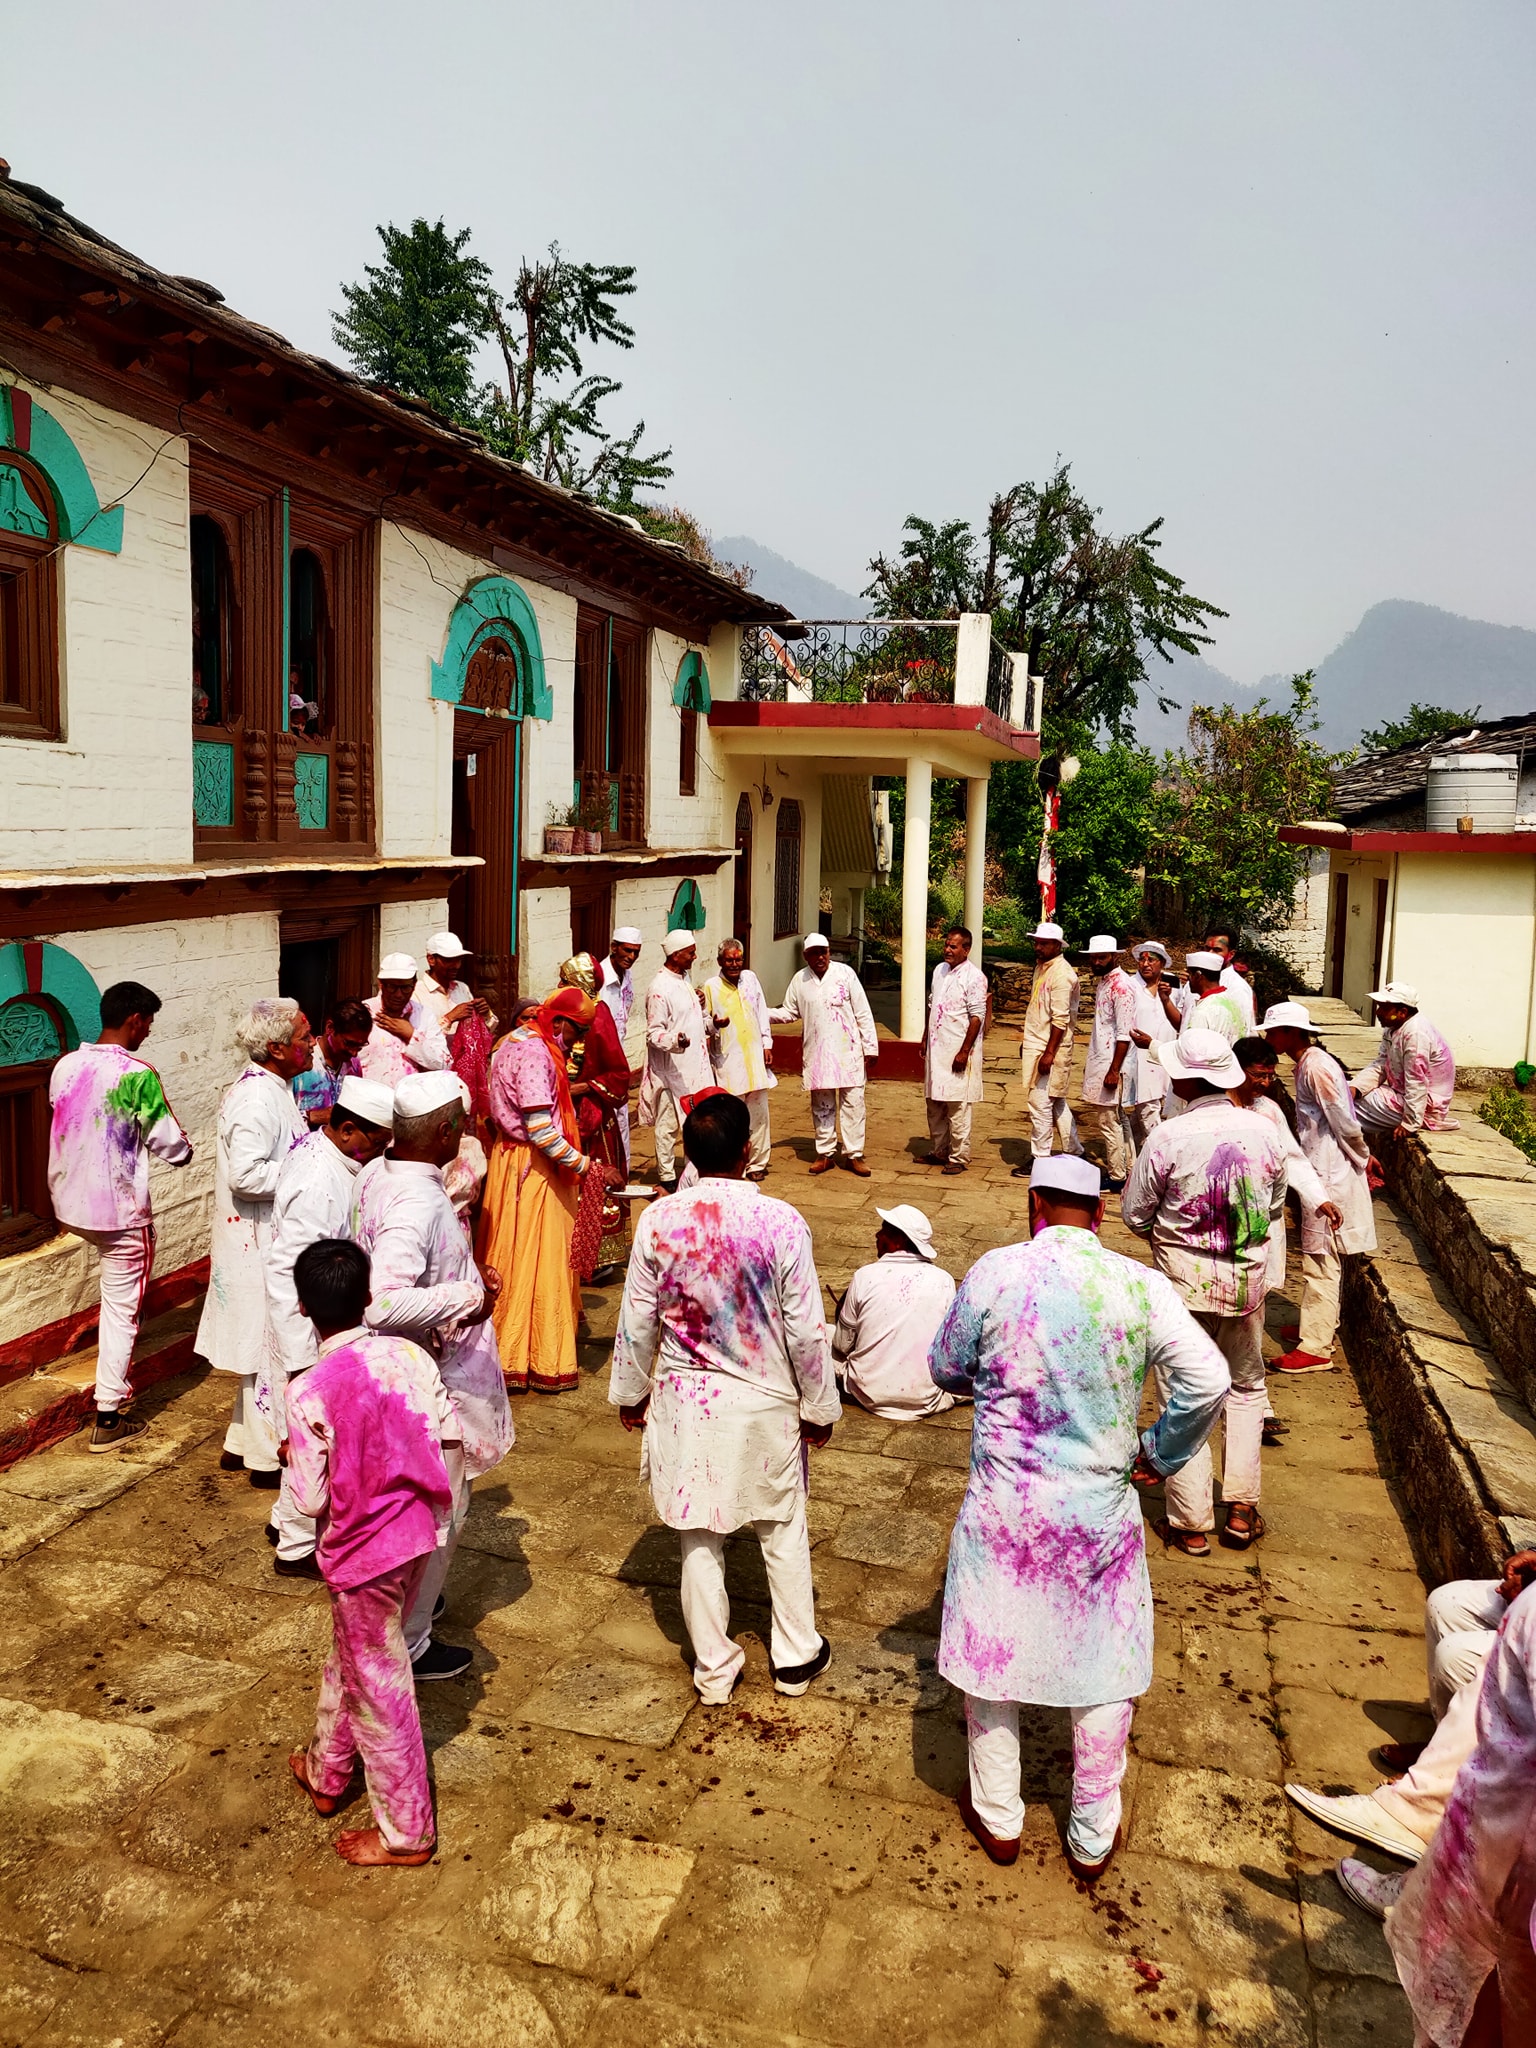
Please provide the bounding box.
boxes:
[6,1,1533,681]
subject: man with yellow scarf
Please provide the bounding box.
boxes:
[702,937,776,1180]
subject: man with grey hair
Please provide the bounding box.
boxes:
[196,998,313,1484]
[702,937,776,1180]
[352,1070,512,1681]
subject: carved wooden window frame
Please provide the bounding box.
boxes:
[0,451,61,742]
[773,798,803,940]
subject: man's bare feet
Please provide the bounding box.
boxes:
[334,1827,434,1867]
[289,1751,346,1817]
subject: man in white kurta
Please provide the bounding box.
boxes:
[833,1204,956,1420]
[599,926,642,1168]
[351,1070,513,1681]
[769,933,879,1176]
[1126,942,1178,1142]
[1177,953,1245,1044]
[196,1000,312,1480]
[1121,1031,1288,1554]
[702,938,776,1178]
[642,931,713,1188]
[1202,924,1258,1034]
[931,1154,1228,1875]
[1079,937,1138,1189]
[610,1092,840,1704]
[1353,981,1460,1136]
[923,927,987,1173]
[1013,921,1082,1171]
[1261,1002,1379,1371]
[361,954,449,1088]
[261,1076,394,1567]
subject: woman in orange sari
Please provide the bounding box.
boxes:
[477,987,597,1393]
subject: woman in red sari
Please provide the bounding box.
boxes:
[559,953,633,1284]
[477,985,597,1393]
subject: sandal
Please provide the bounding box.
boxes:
[1221,1504,1266,1550]
[1154,1516,1210,1558]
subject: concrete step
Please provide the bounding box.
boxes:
[0,1298,206,1471]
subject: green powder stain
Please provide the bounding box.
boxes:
[105,1066,170,1134]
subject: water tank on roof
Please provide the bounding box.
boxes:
[1426,754,1518,832]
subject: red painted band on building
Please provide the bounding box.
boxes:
[0,1256,209,1389]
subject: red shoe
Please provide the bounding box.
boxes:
[1066,1825,1123,1885]
[958,1791,1020,1866]
[1277,1324,1300,1346]
[1271,1350,1334,1374]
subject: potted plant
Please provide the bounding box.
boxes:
[577,774,613,852]
[543,802,578,855]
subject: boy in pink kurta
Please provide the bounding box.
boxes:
[283,1239,459,1867]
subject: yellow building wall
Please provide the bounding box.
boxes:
[1388,851,1536,1069]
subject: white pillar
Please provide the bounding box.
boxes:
[955,614,991,706]
[901,758,932,1042]
[965,776,988,968]
[850,886,866,973]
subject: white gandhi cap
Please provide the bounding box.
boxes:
[663,929,696,956]
[425,931,468,959]
[1030,1156,1103,1199]
[612,926,643,946]
[378,953,418,980]
[336,1076,396,1127]
[875,1204,938,1260]
[1185,951,1225,972]
[393,1070,469,1118]
[802,932,830,951]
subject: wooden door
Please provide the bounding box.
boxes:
[733,793,754,960]
[1370,878,1389,995]
[452,711,519,1026]
[1329,873,1349,998]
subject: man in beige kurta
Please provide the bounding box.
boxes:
[1014,921,1082,1173]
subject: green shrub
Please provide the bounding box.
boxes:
[1481,1080,1536,1168]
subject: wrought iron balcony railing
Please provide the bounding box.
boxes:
[738,616,1025,727]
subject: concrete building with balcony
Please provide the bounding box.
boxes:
[0,170,1039,1374]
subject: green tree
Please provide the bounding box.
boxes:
[1359,700,1481,754]
[333,224,672,508]
[1149,672,1336,935]
[331,219,492,424]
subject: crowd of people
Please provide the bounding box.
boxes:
[38,914,1536,2033]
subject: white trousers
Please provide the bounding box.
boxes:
[70,1224,156,1411]
[1373,1578,1504,1844]
[926,1096,973,1167]
[405,1450,471,1660]
[653,1089,685,1184]
[270,1464,318,1562]
[224,1375,280,1473]
[1081,1101,1134,1182]
[1159,1307,1266,1530]
[678,1496,820,1702]
[966,1695,1134,1860]
[1297,1247,1343,1357]
[1353,1086,1406,1132]
[1029,1081,1081,1160]
[744,1089,772,1174]
[810,1086,866,1160]
[1130,1098,1164,1145]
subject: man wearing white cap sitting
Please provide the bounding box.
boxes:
[769,934,879,1177]
[1122,1030,1288,1555]
[351,1070,512,1682]
[930,1153,1228,1881]
[1352,982,1459,1138]
[642,932,713,1190]
[416,933,496,1041]
[833,1205,957,1419]
[922,927,988,1175]
[1080,937,1139,1192]
[362,956,449,1088]
[1012,922,1081,1176]
[1177,955,1245,1045]
[1261,1002,1378,1372]
[262,1076,395,1573]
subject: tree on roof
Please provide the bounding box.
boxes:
[332,221,672,509]
[1358,700,1482,755]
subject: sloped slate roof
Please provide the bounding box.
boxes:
[1332,711,1536,821]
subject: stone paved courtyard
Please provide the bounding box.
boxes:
[0,1035,1422,2046]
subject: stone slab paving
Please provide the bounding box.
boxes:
[0,1033,1421,2045]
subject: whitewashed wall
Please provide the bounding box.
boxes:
[0,378,190,873]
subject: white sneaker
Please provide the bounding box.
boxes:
[1284,1785,1426,1863]
[1336,1856,1407,1922]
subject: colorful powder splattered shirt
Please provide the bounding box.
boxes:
[609,1178,840,1531]
[1355,1011,1459,1134]
[768,963,878,1093]
[46,1043,192,1231]
[930,1227,1229,1707]
[1120,1095,1288,1317]
[286,1326,459,1590]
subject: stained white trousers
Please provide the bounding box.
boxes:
[1297,1247,1343,1358]
[810,1087,865,1160]
[1081,1102,1134,1182]
[678,1497,820,1702]
[1373,1578,1504,1844]
[1158,1307,1266,1530]
[1028,1081,1081,1161]
[224,1375,280,1472]
[744,1089,773,1174]
[966,1695,1134,1861]
[926,1096,973,1167]
[70,1224,155,1411]
[404,1450,471,1661]
[652,1089,685,1184]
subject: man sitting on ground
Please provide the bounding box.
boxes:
[610,1093,839,1704]
[833,1204,957,1420]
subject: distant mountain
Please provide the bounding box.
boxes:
[713,536,868,621]
[1268,601,1536,749]
[1127,651,1251,752]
